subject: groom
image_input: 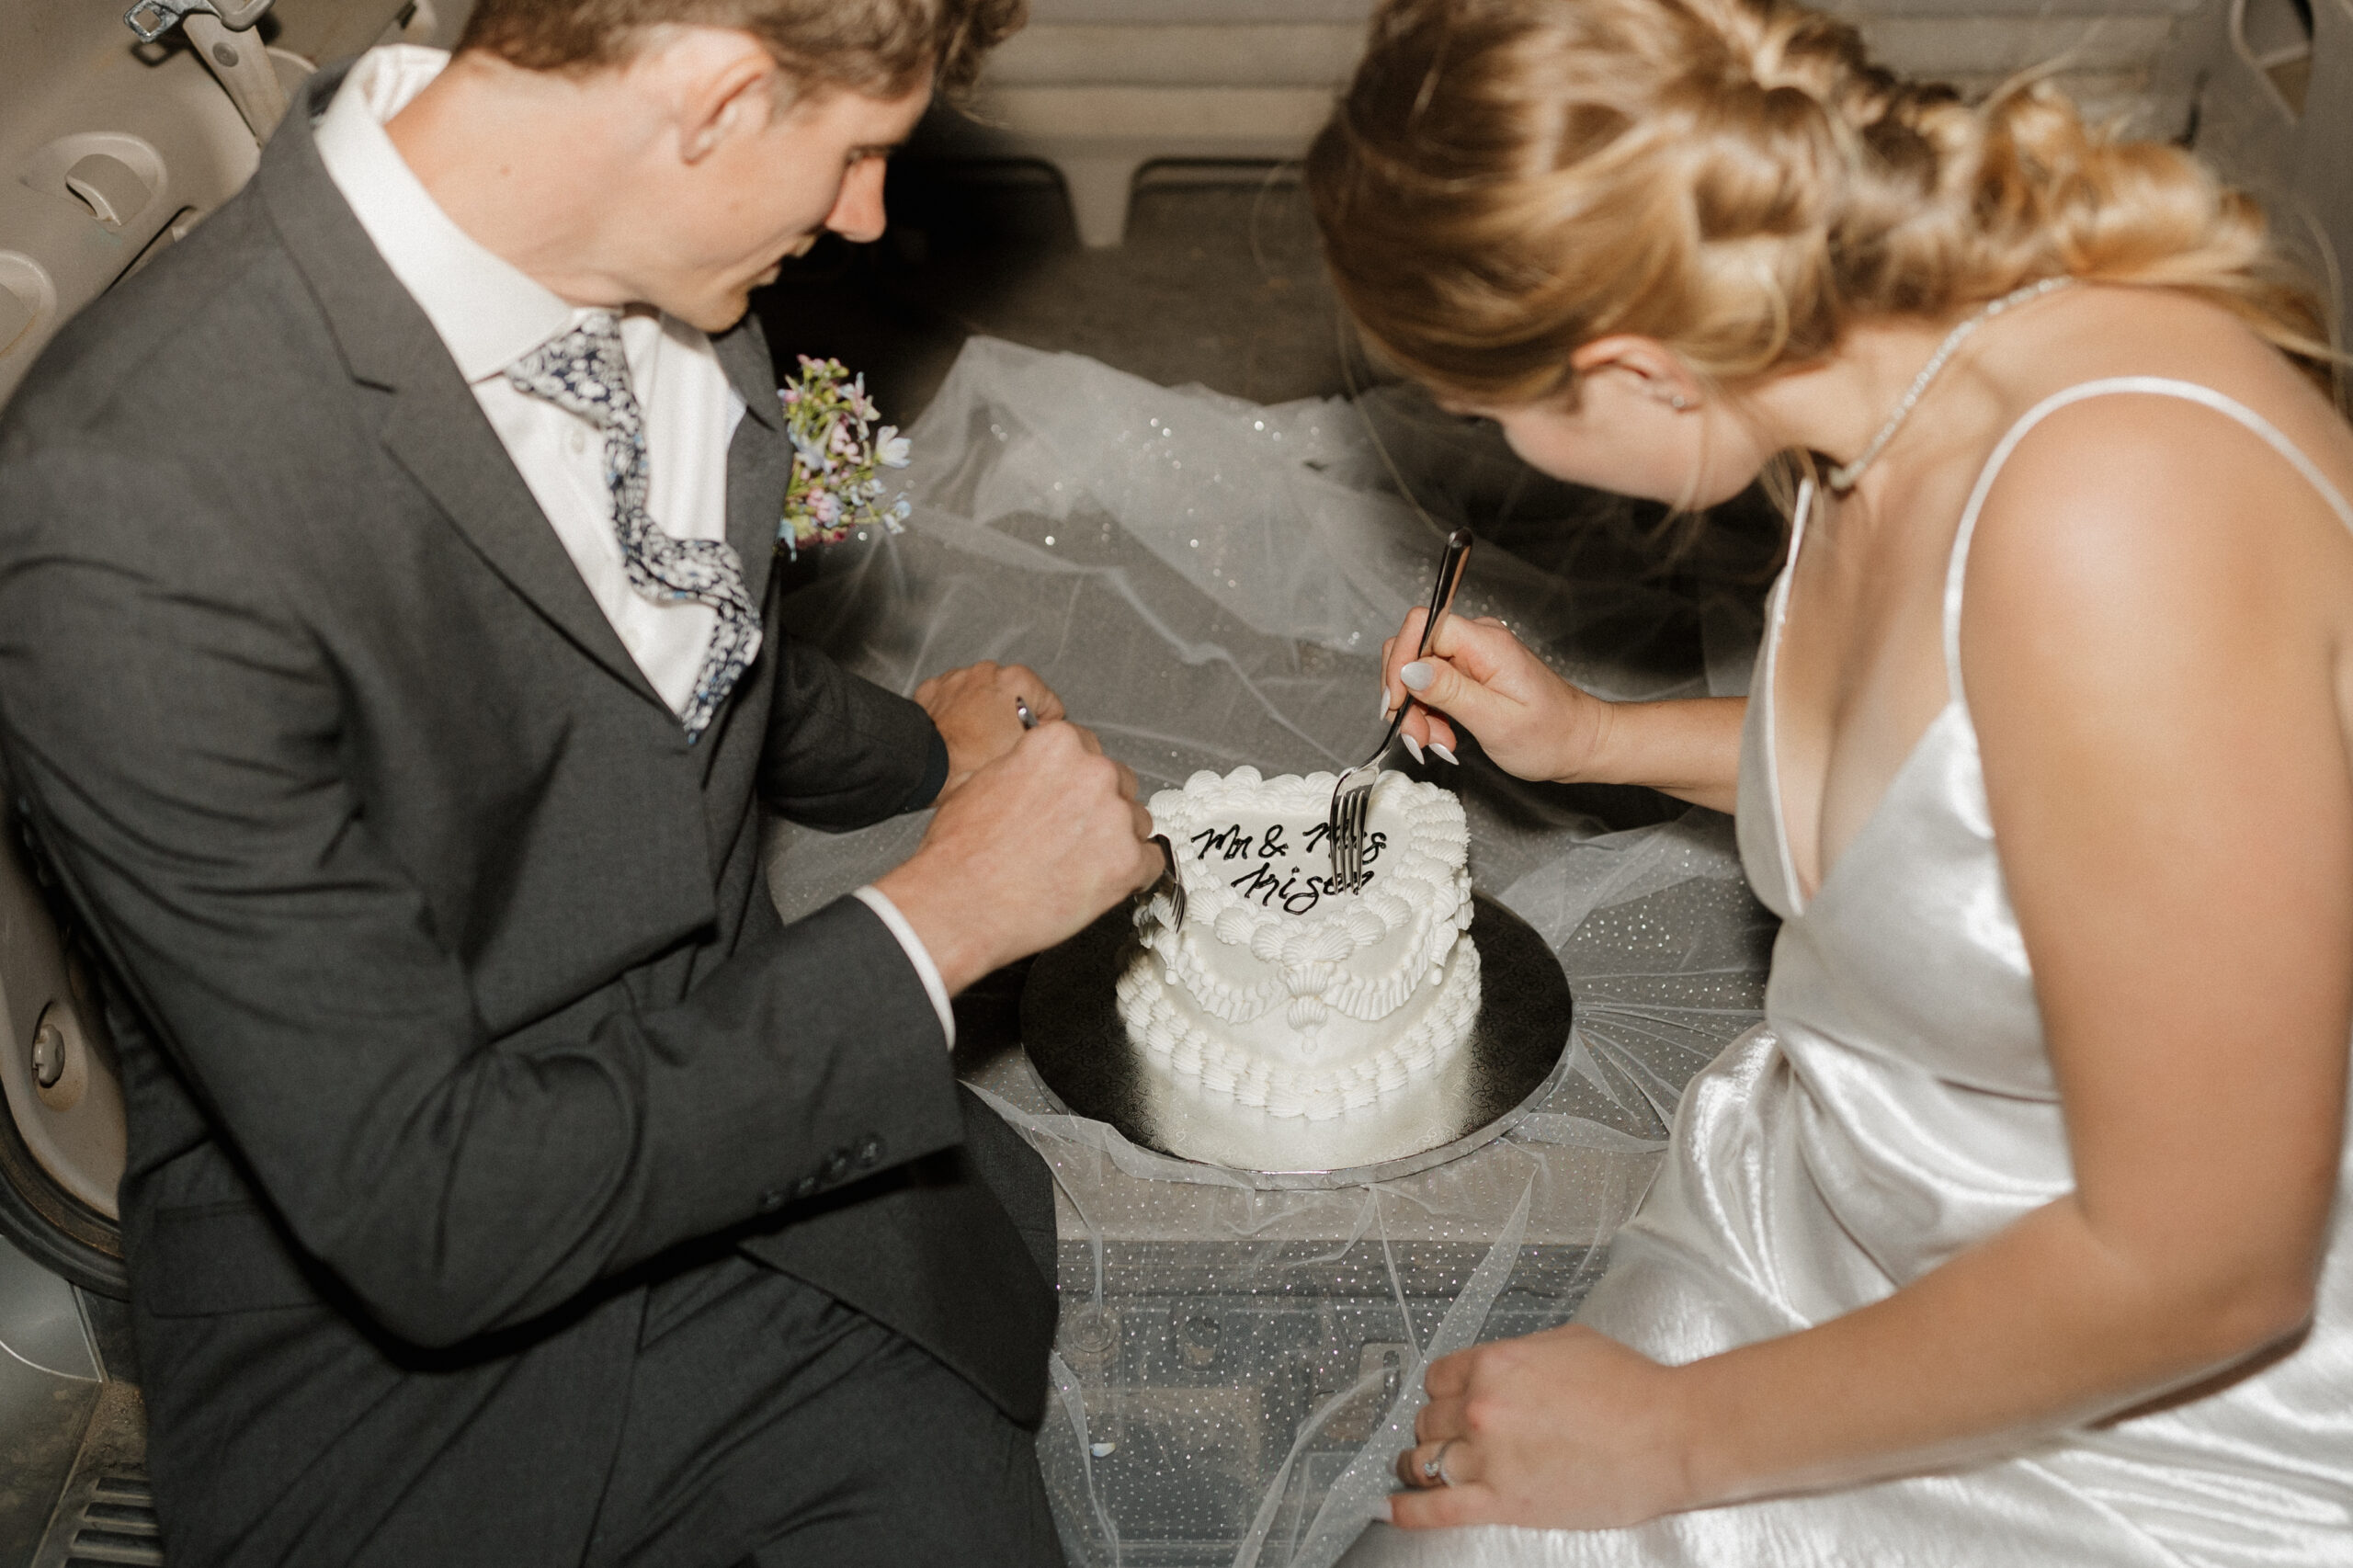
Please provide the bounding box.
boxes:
[0,1,1155,1563]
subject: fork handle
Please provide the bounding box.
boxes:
[1369,529,1478,755]
[1410,528,1474,675]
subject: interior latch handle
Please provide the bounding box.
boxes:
[122,0,276,46]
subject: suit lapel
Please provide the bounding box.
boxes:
[713,318,782,613]
[374,359,665,710]
[259,73,667,712]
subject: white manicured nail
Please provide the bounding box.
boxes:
[1370,1496,1394,1525]
[1400,661,1434,692]
[1401,733,1426,765]
[1381,688,1394,721]
[1430,743,1457,765]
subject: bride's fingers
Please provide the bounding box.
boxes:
[1387,1479,1502,1530]
[1398,707,1427,758]
[1394,1436,1483,1492]
[1395,1437,1472,1490]
[1413,1395,1467,1446]
[1389,605,1434,666]
[1424,1347,1475,1399]
[1453,608,1550,676]
[1389,607,1522,725]
[1391,687,1464,766]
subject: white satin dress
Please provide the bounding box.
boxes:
[1343,379,2353,1567]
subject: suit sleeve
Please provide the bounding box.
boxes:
[0,444,965,1349]
[758,635,949,825]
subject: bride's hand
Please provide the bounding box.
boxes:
[1378,610,1609,784]
[1390,1324,1698,1531]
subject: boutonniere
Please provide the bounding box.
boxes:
[777,355,913,559]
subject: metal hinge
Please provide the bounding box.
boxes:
[121,0,275,45]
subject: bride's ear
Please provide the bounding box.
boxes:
[1570,336,1704,411]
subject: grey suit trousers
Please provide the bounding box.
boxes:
[588,1087,1066,1568]
[594,1260,1060,1568]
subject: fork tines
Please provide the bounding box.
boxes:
[1327,769,1374,892]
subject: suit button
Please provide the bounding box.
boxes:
[758,1188,786,1212]
[856,1135,884,1169]
[793,1175,820,1199]
[824,1147,852,1182]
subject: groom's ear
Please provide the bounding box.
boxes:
[665,31,789,165]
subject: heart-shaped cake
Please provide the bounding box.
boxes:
[1119,767,1480,1120]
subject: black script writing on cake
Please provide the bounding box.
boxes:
[1190,820,1387,916]
[1190,823,1256,861]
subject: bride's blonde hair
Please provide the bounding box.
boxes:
[1306,0,2334,407]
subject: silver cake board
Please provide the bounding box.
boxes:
[1020,892,1574,1189]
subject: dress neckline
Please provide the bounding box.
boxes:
[1756,376,2353,921]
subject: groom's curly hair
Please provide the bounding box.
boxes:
[459,0,1026,97]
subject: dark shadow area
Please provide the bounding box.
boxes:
[753,159,1355,426]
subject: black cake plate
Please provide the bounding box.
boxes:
[1020,891,1574,1188]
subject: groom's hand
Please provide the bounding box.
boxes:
[915,661,1064,801]
[874,716,1158,994]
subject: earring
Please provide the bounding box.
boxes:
[1668,393,1691,410]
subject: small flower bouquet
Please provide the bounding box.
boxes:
[777,355,913,559]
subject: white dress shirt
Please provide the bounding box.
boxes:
[314,47,954,1046]
[316,46,734,718]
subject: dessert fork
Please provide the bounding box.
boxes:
[1146,834,1187,926]
[1326,528,1474,892]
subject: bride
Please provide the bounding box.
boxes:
[1308,0,2353,1562]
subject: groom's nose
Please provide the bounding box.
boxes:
[826,156,889,245]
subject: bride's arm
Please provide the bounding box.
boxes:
[1378,607,1747,811]
[1389,396,2352,1529]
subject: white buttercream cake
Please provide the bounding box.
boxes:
[1117,767,1481,1121]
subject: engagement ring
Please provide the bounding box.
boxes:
[1421,1439,1459,1487]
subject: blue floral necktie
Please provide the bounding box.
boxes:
[505,312,760,742]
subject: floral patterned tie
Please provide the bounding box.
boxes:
[505,312,760,742]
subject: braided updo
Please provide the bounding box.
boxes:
[1306,0,2330,405]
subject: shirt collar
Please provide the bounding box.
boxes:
[313,46,574,383]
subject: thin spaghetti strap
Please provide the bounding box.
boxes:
[1940,376,2353,709]
[1782,475,1818,606]
[1757,476,1817,915]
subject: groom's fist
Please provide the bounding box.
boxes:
[875,715,1157,993]
[915,660,1065,800]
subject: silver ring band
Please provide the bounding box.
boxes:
[1421,1438,1459,1487]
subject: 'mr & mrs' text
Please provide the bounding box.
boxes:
[1188,821,1385,915]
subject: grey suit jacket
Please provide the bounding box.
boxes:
[0,67,1055,1568]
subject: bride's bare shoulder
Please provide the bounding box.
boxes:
[1991,286,2351,483]
[1965,288,2347,557]
[1956,286,2353,759]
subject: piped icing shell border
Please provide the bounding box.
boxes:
[1136,767,1472,1032]
[1117,941,1482,1120]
